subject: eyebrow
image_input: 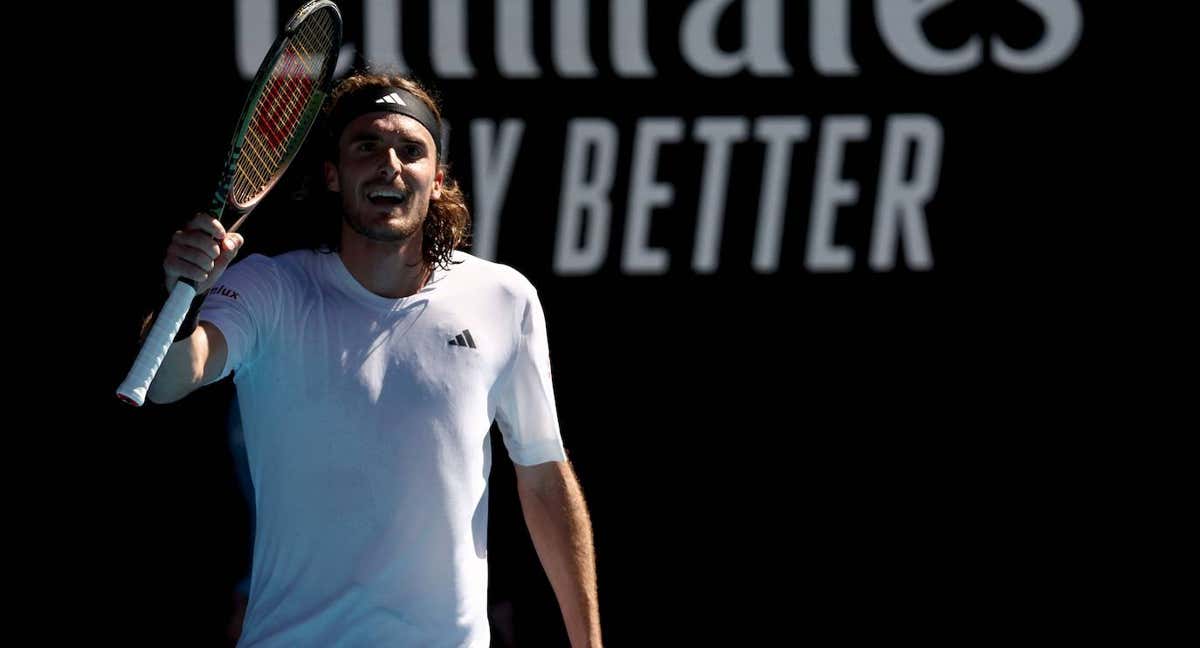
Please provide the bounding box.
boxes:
[345,132,426,146]
[345,130,424,142]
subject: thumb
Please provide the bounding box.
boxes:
[223,233,245,255]
[214,233,244,269]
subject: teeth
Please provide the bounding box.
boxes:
[368,188,408,200]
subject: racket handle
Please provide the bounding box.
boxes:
[116,281,200,407]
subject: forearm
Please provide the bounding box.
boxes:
[145,323,222,404]
[518,466,602,648]
[141,213,243,405]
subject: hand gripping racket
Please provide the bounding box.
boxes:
[117,0,342,406]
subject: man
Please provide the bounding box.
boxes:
[146,73,602,647]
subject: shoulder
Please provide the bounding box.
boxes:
[444,252,549,338]
[213,249,330,305]
[230,248,328,285]
[443,250,539,301]
[269,248,328,277]
[216,253,279,288]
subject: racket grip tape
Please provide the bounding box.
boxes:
[116,281,200,407]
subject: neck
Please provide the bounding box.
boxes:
[337,227,430,299]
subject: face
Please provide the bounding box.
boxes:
[325,111,444,245]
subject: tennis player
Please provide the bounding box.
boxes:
[144,72,601,648]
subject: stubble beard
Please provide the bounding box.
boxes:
[343,198,427,244]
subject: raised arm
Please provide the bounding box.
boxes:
[142,213,243,404]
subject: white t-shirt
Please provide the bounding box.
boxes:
[198,249,566,648]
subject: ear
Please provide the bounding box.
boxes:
[432,168,444,201]
[324,160,340,192]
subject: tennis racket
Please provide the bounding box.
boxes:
[117,0,342,406]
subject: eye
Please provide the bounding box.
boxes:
[403,144,424,159]
[354,141,377,153]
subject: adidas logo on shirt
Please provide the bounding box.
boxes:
[448,330,477,349]
[375,92,407,106]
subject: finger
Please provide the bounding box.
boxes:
[213,235,245,274]
[222,233,245,254]
[168,245,217,273]
[188,213,226,240]
[172,246,217,272]
[175,231,223,261]
[165,236,210,270]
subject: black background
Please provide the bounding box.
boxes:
[43,1,1124,644]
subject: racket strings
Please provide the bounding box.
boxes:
[238,51,310,191]
[260,49,313,150]
[236,48,320,196]
[230,7,338,207]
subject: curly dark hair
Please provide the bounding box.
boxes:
[309,72,471,270]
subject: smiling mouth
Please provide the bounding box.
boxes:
[367,188,410,206]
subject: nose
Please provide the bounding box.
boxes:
[378,147,403,178]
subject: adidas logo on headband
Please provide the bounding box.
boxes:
[329,85,443,156]
[375,92,407,106]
